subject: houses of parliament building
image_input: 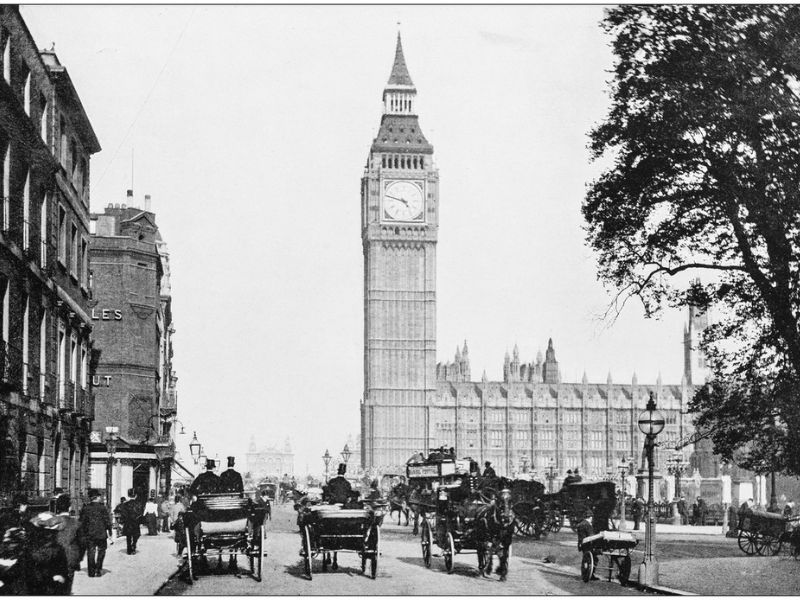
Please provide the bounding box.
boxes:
[360,34,709,479]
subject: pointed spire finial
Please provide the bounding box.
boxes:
[482,370,488,383]
[387,30,415,87]
[632,372,638,385]
[607,371,613,385]
[581,371,588,385]
[462,340,469,355]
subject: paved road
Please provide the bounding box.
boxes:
[158,504,644,595]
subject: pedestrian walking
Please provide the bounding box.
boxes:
[78,489,114,577]
[677,495,689,525]
[697,498,708,526]
[170,495,187,555]
[690,499,699,525]
[119,489,143,554]
[144,496,159,535]
[25,512,70,594]
[631,496,644,530]
[158,496,171,532]
[48,494,82,592]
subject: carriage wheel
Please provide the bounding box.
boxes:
[302,526,313,580]
[421,520,432,568]
[737,530,758,555]
[580,551,594,583]
[617,555,631,585]
[756,533,781,556]
[549,513,563,534]
[185,527,195,584]
[252,525,264,582]
[444,532,455,574]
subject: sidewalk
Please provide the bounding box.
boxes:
[72,530,178,596]
[616,519,725,536]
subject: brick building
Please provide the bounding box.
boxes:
[88,192,177,506]
[0,5,99,504]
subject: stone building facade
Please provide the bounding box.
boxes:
[87,193,177,506]
[0,5,99,504]
[245,437,294,481]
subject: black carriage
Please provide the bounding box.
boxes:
[420,482,487,574]
[183,493,268,583]
[552,481,618,531]
[508,479,547,539]
[579,530,637,584]
[299,503,384,580]
[540,492,565,533]
[406,453,465,534]
[736,509,800,557]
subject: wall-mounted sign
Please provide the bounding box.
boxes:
[91,309,123,321]
[91,376,112,387]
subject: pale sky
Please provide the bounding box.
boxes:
[21,5,689,477]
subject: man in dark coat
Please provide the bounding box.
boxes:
[562,470,578,489]
[78,489,114,577]
[677,496,689,525]
[49,494,82,590]
[575,508,599,580]
[323,463,352,504]
[482,461,497,478]
[119,489,143,555]
[219,456,244,495]
[189,459,221,497]
[631,496,645,531]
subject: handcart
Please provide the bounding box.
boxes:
[579,530,637,584]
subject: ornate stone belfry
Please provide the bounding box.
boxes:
[360,33,439,470]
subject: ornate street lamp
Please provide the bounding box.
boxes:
[545,457,558,493]
[667,451,688,525]
[341,444,352,466]
[322,449,332,483]
[189,431,202,465]
[617,456,630,531]
[104,426,119,507]
[637,392,665,588]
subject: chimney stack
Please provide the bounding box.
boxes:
[144,194,151,212]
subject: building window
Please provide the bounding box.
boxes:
[40,94,47,142]
[22,170,29,250]
[1,278,8,345]
[80,237,88,288]
[69,140,78,181]
[490,430,503,448]
[57,206,66,264]
[2,34,9,85]
[616,430,630,450]
[70,223,77,276]
[70,335,77,384]
[590,430,603,451]
[39,309,46,401]
[59,116,67,167]
[23,71,31,116]
[57,326,65,402]
[21,295,28,395]
[40,195,47,267]
[538,429,554,450]
[2,143,9,232]
[563,411,580,424]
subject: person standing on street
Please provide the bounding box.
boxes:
[120,489,143,554]
[677,495,689,525]
[158,496,171,533]
[78,489,114,577]
[144,495,159,535]
[49,494,82,592]
[631,496,645,531]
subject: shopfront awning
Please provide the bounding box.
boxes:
[172,458,195,483]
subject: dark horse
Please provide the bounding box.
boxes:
[408,486,436,535]
[475,488,515,581]
[389,483,410,526]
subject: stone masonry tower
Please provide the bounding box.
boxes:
[361,34,439,470]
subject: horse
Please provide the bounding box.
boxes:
[389,483,410,526]
[475,488,515,581]
[408,487,436,535]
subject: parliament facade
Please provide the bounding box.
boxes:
[360,34,708,478]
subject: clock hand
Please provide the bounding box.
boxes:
[385,194,408,205]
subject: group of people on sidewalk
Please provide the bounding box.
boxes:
[0,489,114,594]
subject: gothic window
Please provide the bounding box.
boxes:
[490,430,502,448]
[589,431,603,450]
[57,205,66,264]
[2,32,9,84]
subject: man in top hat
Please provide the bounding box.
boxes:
[323,463,352,505]
[482,461,497,478]
[219,456,244,495]
[189,458,221,497]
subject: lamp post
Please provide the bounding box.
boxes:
[667,452,688,525]
[104,426,119,507]
[189,431,202,465]
[637,392,665,588]
[618,456,629,531]
[341,444,352,466]
[322,449,332,482]
[545,457,557,493]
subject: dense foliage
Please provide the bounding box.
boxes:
[585,5,800,474]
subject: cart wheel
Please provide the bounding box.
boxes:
[185,527,195,582]
[302,526,313,580]
[618,555,631,585]
[580,551,594,583]
[738,530,758,555]
[550,513,563,534]
[757,533,780,556]
[421,520,432,568]
[444,532,455,574]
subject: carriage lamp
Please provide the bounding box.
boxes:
[341,444,352,466]
[322,449,332,482]
[637,392,664,588]
[189,431,202,465]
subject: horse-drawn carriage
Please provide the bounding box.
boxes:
[508,479,547,539]
[298,501,385,580]
[736,509,800,557]
[183,492,268,583]
[256,482,278,520]
[542,481,618,532]
[406,452,465,534]
[579,530,637,584]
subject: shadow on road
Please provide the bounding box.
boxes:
[395,555,483,579]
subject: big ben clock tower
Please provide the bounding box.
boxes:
[361,34,438,470]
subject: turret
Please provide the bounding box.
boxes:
[542,338,560,384]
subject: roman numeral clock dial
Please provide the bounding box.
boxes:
[383,180,424,222]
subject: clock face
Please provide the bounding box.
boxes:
[383,180,424,222]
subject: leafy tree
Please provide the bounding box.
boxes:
[584,5,800,474]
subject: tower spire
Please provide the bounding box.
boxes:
[387,31,415,88]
